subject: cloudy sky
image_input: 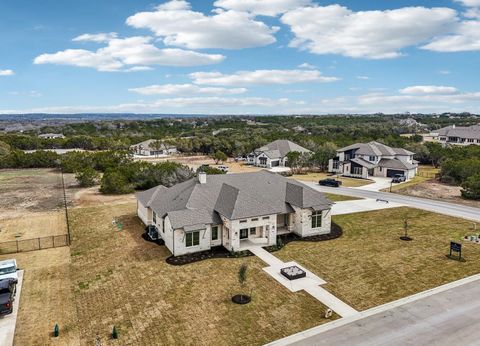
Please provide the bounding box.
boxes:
[1,0,479,114]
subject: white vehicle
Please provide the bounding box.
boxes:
[0,259,18,283]
[218,165,229,172]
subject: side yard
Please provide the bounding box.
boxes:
[275,207,480,311]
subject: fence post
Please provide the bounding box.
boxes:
[16,240,18,253]
[53,236,55,248]
[38,237,41,250]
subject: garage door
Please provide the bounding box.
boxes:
[387,169,405,178]
[271,160,280,167]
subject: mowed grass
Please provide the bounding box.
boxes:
[291,172,372,187]
[68,203,333,346]
[275,207,480,311]
[324,193,362,202]
[0,248,80,346]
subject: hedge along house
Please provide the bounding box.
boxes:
[136,171,332,256]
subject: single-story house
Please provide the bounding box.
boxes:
[136,171,332,256]
[38,133,65,139]
[328,141,418,179]
[247,139,311,168]
[130,139,177,156]
[431,124,480,146]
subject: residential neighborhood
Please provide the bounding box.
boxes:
[432,124,480,146]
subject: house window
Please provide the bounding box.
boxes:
[239,220,247,223]
[262,216,270,220]
[369,156,376,162]
[212,226,219,240]
[250,227,256,235]
[186,231,200,247]
[152,211,157,224]
[162,218,165,233]
[311,211,322,229]
[468,139,474,143]
[251,218,258,221]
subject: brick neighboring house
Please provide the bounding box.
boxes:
[247,139,311,168]
[431,124,480,146]
[328,141,418,179]
[136,171,332,256]
[130,139,177,156]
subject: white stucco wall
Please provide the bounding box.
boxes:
[291,206,332,237]
[172,225,212,256]
[137,202,151,225]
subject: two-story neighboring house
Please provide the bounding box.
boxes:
[431,124,480,146]
[136,171,332,256]
[328,141,418,179]
[247,140,311,168]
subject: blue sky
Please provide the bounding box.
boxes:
[0,0,479,114]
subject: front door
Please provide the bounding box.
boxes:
[250,227,256,237]
[240,228,248,239]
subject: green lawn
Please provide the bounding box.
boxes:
[275,207,480,311]
[325,193,362,202]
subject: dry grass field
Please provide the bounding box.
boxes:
[276,207,480,311]
[68,203,332,346]
[0,247,80,346]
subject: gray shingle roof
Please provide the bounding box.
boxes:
[254,140,310,158]
[338,141,414,156]
[437,125,480,139]
[138,171,331,229]
[377,158,417,170]
[130,139,176,151]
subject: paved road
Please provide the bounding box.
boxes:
[304,182,480,222]
[285,275,480,346]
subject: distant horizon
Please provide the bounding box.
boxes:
[1,0,480,114]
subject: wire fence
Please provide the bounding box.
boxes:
[0,234,70,255]
[417,171,440,179]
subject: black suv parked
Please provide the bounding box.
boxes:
[319,178,342,187]
[0,278,16,316]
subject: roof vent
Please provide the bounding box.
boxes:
[198,172,207,184]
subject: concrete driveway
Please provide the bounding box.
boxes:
[355,177,392,191]
[0,270,23,346]
[332,198,404,215]
[303,182,480,222]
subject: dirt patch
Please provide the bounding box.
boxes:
[72,187,135,208]
[394,179,480,209]
[0,211,67,242]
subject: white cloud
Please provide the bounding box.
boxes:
[73,32,118,43]
[281,5,458,59]
[213,0,312,16]
[297,62,316,69]
[126,0,278,49]
[356,76,370,80]
[190,69,338,86]
[399,85,458,95]
[0,69,14,76]
[455,0,480,7]
[438,70,451,74]
[34,36,225,72]
[0,97,300,114]
[129,84,247,95]
[422,21,480,52]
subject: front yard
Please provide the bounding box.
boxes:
[276,207,480,311]
[291,172,373,187]
[67,203,332,345]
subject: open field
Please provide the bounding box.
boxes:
[276,207,480,311]
[387,166,480,209]
[67,203,333,345]
[291,172,373,187]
